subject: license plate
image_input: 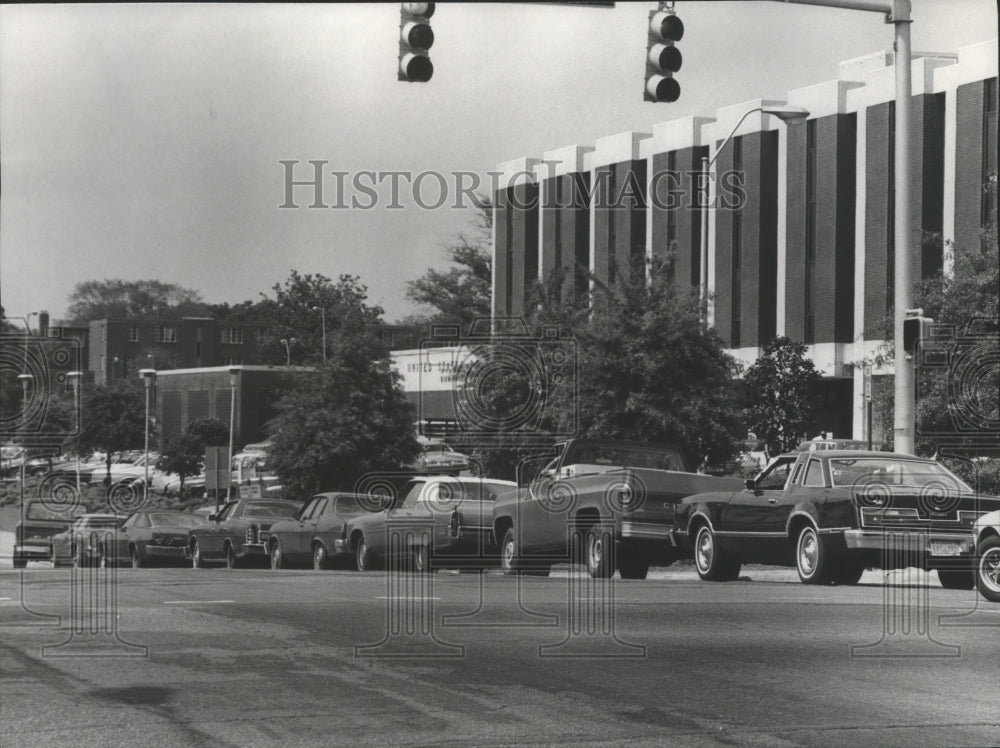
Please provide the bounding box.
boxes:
[929,541,963,557]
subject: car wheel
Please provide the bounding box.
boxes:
[832,560,865,586]
[313,543,330,571]
[694,524,740,582]
[500,528,520,575]
[796,525,833,585]
[270,542,284,570]
[975,536,1000,603]
[13,556,27,569]
[937,568,975,591]
[413,544,432,574]
[586,526,615,579]
[131,547,144,569]
[226,544,242,570]
[356,537,375,572]
[191,540,207,569]
[618,553,650,580]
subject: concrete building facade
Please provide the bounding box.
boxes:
[491,41,998,443]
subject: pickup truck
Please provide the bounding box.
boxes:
[13,499,88,568]
[491,439,743,579]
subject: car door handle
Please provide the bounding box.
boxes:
[768,497,778,504]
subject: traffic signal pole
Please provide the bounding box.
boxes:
[767,0,914,453]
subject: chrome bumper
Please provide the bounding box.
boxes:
[843,530,974,555]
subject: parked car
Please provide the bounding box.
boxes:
[266,493,379,570]
[673,450,1000,586]
[12,500,88,567]
[99,510,210,568]
[89,452,176,492]
[347,476,518,572]
[50,513,125,568]
[973,509,1000,603]
[186,498,302,569]
[492,439,743,580]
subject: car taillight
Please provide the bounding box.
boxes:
[15,526,22,545]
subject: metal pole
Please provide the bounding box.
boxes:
[699,154,710,325]
[17,374,31,507]
[892,10,914,454]
[144,384,150,502]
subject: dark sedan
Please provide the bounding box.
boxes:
[672,450,1000,587]
[266,493,377,570]
[346,477,517,572]
[100,510,209,568]
[186,499,302,569]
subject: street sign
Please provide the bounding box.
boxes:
[204,447,231,491]
[864,366,872,402]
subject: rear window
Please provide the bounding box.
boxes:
[244,501,300,518]
[148,512,208,529]
[25,504,87,521]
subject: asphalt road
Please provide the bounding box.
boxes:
[1,566,998,747]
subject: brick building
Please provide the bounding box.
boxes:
[88,317,264,385]
[492,41,998,443]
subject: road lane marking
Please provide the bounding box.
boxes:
[163,600,235,605]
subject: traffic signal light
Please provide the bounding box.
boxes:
[644,6,683,103]
[398,2,435,83]
[903,312,933,355]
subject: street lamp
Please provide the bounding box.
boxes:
[279,338,296,367]
[139,369,157,504]
[224,366,242,511]
[67,371,83,497]
[312,306,327,363]
[698,104,810,322]
[17,373,32,507]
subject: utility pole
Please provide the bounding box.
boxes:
[768,0,914,453]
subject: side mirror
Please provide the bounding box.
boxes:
[208,514,217,522]
[744,478,756,490]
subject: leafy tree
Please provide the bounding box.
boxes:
[858,224,998,462]
[214,271,385,366]
[70,381,146,485]
[465,258,744,475]
[66,279,207,324]
[265,334,420,496]
[405,198,492,330]
[743,336,821,456]
[157,418,229,493]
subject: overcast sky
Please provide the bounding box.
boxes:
[1,1,996,326]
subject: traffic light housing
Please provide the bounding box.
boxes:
[398,2,435,83]
[644,6,683,103]
[903,312,933,355]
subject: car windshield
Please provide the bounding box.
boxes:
[244,501,300,519]
[25,504,87,521]
[148,512,208,528]
[564,444,686,471]
[829,457,972,491]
